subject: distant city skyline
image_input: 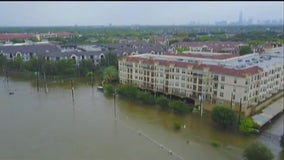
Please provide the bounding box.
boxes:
[0,1,283,26]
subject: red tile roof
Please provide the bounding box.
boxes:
[56,32,74,37]
[121,56,263,77]
[0,33,36,40]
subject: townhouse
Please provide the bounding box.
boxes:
[0,42,105,65]
[119,47,284,116]
[100,40,168,56]
[0,32,75,42]
[0,33,37,42]
[172,41,245,54]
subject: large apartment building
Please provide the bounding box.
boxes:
[119,47,284,116]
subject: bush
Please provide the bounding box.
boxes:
[243,142,273,160]
[211,140,221,148]
[117,84,139,99]
[137,91,156,105]
[211,106,237,130]
[104,84,115,96]
[169,100,193,114]
[173,121,182,130]
[239,118,259,135]
[156,96,170,110]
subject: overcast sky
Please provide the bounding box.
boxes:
[0,1,283,26]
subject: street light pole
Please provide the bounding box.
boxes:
[238,98,242,125]
[113,88,117,120]
[230,92,233,109]
[199,93,203,119]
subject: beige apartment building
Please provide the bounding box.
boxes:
[118,47,284,116]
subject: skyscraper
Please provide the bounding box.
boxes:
[238,11,243,25]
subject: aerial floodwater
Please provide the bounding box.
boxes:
[0,75,283,160]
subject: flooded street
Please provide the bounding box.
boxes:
[0,75,282,160]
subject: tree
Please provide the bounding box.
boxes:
[117,84,139,99]
[240,45,253,56]
[280,134,284,150]
[239,118,259,135]
[0,55,8,67]
[169,39,179,46]
[137,91,156,105]
[156,96,170,110]
[43,60,56,76]
[78,59,94,77]
[243,142,273,160]
[54,59,76,76]
[211,106,237,129]
[104,84,115,96]
[100,52,118,68]
[169,100,193,114]
[11,39,24,43]
[12,55,24,71]
[102,66,118,84]
[23,58,38,72]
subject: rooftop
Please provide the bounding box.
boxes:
[122,47,284,77]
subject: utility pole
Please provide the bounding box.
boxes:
[5,67,8,87]
[36,59,39,92]
[36,71,39,92]
[199,93,203,119]
[230,92,233,109]
[71,80,75,103]
[44,72,48,93]
[113,88,117,120]
[238,98,242,125]
[91,70,94,89]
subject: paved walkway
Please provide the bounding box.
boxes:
[252,97,284,128]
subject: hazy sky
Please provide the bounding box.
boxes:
[0,1,283,26]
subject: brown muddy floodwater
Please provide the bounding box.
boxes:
[0,75,283,160]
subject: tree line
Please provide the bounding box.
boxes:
[103,84,195,115]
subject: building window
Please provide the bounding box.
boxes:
[213,75,218,81]
[234,78,237,84]
[220,92,224,97]
[220,84,224,89]
[221,76,225,81]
